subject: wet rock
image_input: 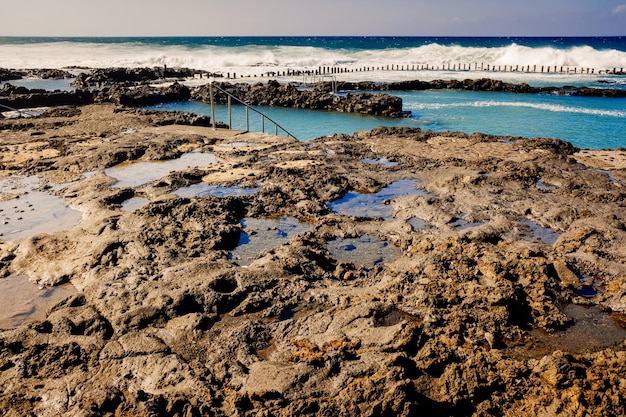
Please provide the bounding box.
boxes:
[553,260,583,290]
[532,351,585,388]
[105,82,191,106]
[0,68,24,82]
[26,69,74,80]
[1,102,626,416]
[0,86,93,109]
[346,77,626,98]
[604,283,626,313]
[70,67,200,88]
[193,81,404,117]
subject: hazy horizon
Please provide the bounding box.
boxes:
[2,0,625,37]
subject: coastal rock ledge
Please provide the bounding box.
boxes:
[0,103,626,417]
[1,76,404,119]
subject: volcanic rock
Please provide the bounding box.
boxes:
[0,97,625,416]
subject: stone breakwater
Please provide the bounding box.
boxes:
[3,66,624,116]
[194,80,404,117]
[0,68,74,82]
[70,67,402,116]
[1,81,403,119]
[0,83,93,110]
[0,100,625,416]
[338,78,626,97]
[1,70,404,118]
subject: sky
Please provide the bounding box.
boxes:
[1,0,625,37]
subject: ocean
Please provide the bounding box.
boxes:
[1,36,625,149]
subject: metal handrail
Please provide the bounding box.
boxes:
[295,74,337,94]
[208,82,297,140]
[316,75,337,94]
[0,103,34,117]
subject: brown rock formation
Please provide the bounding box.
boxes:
[0,101,625,416]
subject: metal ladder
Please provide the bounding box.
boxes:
[0,103,35,118]
[296,74,337,94]
[208,82,297,140]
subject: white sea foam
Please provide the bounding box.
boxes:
[408,100,626,118]
[2,40,625,91]
[2,41,625,74]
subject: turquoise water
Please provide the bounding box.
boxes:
[144,90,625,149]
[397,90,626,149]
[3,36,625,149]
[144,100,424,141]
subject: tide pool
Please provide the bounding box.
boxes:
[144,88,626,149]
[143,100,423,142]
[396,90,626,150]
[4,36,625,149]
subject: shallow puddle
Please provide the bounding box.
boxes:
[0,176,83,240]
[0,274,77,329]
[573,273,600,299]
[173,183,261,198]
[104,152,219,188]
[536,180,558,191]
[362,157,398,167]
[275,303,324,323]
[0,175,39,193]
[327,235,401,269]
[532,305,626,353]
[408,217,433,231]
[453,218,484,230]
[521,220,560,245]
[575,286,598,298]
[589,168,623,186]
[120,197,150,212]
[229,216,312,266]
[327,179,431,220]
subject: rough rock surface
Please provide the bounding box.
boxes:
[70,67,203,89]
[194,81,405,117]
[0,85,94,109]
[0,103,625,416]
[338,78,626,97]
[64,65,626,98]
[96,82,193,106]
[0,68,73,82]
[0,68,25,82]
[25,69,74,80]
[1,79,404,118]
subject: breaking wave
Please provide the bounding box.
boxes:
[1,38,625,74]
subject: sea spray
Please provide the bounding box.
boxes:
[1,36,625,82]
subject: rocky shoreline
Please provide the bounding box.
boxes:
[1,79,404,119]
[338,78,626,97]
[1,76,626,416]
[3,67,625,117]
